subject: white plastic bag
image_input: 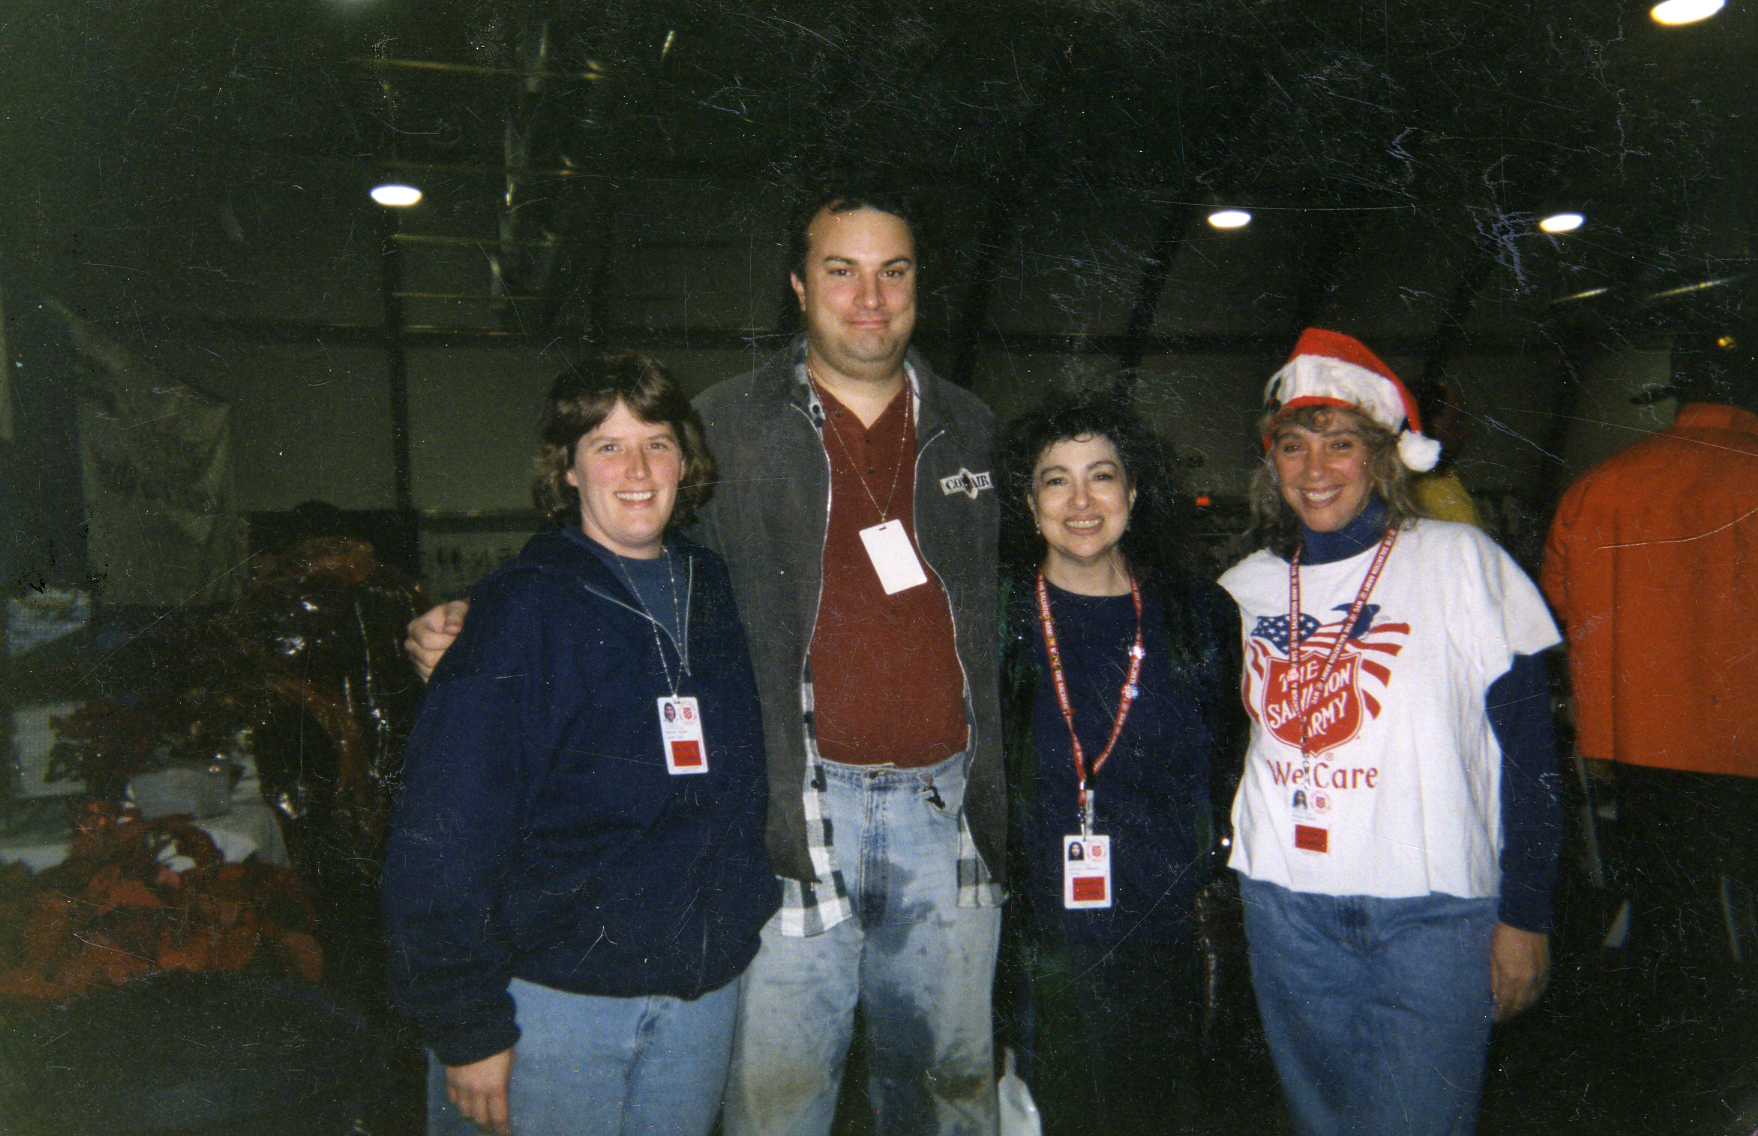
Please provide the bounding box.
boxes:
[998,1047,1042,1136]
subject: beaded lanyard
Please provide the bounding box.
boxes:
[1036,571,1145,837]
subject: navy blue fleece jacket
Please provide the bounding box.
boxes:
[381,527,779,1065]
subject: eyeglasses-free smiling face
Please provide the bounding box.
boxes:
[564,399,682,559]
[1271,409,1376,533]
[789,206,917,382]
[1030,433,1136,577]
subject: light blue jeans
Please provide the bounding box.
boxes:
[723,751,1001,1136]
[426,976,739,1136]
[1241,877,1498,1136]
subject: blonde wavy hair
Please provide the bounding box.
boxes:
[1246,404,1419,559]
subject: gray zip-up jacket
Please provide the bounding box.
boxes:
[692,337,1006,886]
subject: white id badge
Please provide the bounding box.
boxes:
[1061,834,1113,909]
[657,697,708,775]
[857,520,929,594]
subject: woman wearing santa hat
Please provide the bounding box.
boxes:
[1218,329,1563,1136]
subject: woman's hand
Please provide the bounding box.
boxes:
[1490,922,1549,1022]
[445,1047,514,1135]
[406,600,470,681]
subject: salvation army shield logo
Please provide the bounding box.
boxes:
[1246,604,1409,757]
[1260,651,1364,754]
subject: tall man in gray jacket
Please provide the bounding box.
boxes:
[408,188,1005,1136]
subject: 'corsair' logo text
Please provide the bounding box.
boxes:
[939,468,993,499]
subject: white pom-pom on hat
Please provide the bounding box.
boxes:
[1262,328,1441,472]
[1397,430,1442,473]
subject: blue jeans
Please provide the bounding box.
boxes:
[426,976,739,1136]
[1241,878,1497,1136]
[723,751,1001,1136]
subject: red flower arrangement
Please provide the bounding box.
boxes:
[0,800,321,1020]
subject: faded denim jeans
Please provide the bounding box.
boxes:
[426,976,739,1136]
[1241,877,1498,1136]
[723,750,1001,1136]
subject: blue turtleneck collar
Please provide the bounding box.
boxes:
[1301,496,1387,565]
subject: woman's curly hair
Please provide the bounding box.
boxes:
[997,389,1221,681]
[996,388,1201,586]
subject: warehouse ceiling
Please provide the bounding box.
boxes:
[1,0,1752,371]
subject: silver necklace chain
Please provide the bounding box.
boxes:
[808,365,908,523]
[615,548,686,696]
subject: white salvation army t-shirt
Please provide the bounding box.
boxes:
[1218,519,1561,902]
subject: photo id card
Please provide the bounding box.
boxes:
[1061,834,1112,909]
[858,520,929,595]
[657,696,708,775]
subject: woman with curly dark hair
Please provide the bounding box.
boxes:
[994,389,1242,1134]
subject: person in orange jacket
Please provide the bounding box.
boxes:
[1542,329,1758,983]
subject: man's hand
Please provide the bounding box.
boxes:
[1490,922,1549,1023]
[445,1048,514,1135]
[406,600,469,681]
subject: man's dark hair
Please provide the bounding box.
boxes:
[785,183,921,279]
[1672,329,1758,412]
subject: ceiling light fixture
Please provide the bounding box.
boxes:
[370,183,423,207]
[1648,274,1743,299]
[1539,212,1584,234]
[1651,0,1724,25]
[1207,209,1251,230]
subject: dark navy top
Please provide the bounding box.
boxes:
[1020,581,1212,946]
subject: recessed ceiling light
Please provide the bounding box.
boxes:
[370,183,422,207]
[1208,209,1251,230]
[1651,0,1724,25]
[1649,275,1741,299]
[1539,212,1584,234]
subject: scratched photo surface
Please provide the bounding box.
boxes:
[0,2,1753,1134]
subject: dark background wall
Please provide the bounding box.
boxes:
[0,0,1749,589]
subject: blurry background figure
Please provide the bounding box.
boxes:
[1408,377,1487,530]
[42,530,428,998]
[1542,329,1758,1006]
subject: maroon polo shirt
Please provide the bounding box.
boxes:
[808,382,968,768]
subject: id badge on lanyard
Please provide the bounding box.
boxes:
[1037,572,1142,912]
[657,696,708,774]
[1062,834,1113,908]
[858,520,928,594]
[1283,528,1397,856]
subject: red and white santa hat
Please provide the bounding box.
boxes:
[1261,327,1442,473]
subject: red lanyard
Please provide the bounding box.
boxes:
[1287,528,1398,759]
[1036,571,1144,835]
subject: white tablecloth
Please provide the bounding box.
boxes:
[0,785,289,872]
